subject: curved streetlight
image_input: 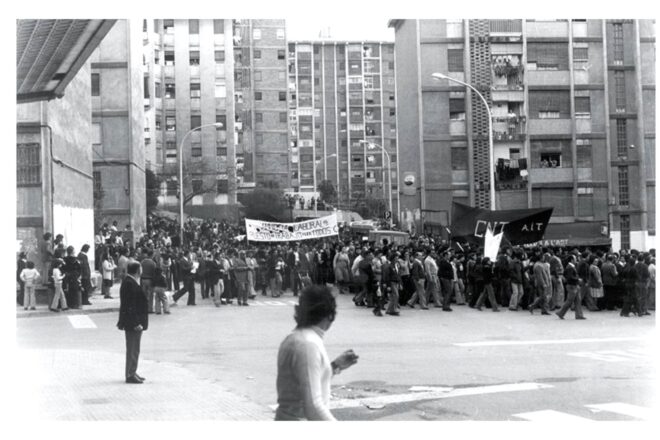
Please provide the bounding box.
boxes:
[432,72,496,210]
[179,122,223,244]
[359,140,393,226]
[314,153,337,214]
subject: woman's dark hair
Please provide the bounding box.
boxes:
[26,261,35,269]
[294,285,337,328]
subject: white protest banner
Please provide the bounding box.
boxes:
[484,227,504,261]
[245,214,339,242]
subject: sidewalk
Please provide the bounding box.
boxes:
[16,284,121,318]
[14,348,273,421]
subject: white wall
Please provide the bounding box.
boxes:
[53,204,95,268]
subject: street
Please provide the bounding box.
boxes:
[12,288,657,422]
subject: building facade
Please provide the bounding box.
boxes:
[17,62,96,275]
[287,41,399,218]
[390,19,655,250]
[142,19,289,220]
[91,20,147,236]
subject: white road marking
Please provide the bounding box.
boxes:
[567,349,650,363]
[263,301,286,306]
[328,382,553,410]
[67,315,97,329]
[454,337,645,347]
[249,300,296,307]
[586,403,653,420]
[513,409,594,422]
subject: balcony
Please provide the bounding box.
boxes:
[527,69,570,86]
[527,118,572,135]
[496,159,528,190]
[493,116,526,142]
[529,167,573,184]
[489,19,522,34]
[526,20,569,38]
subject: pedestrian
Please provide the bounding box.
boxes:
[78,244,93,306]
[407,251,428,309]
[383,251,401,316]
[601,254,619,311]
[17,252,27,307]
[275,285,359,421]
[634,254,651,316]
[475,257,500,312]
[438,251,454,311]
[141,249,157,314]
[509,252,524,310]
[102,253,116,298]
[424,249,442,308]
[620,255,639,317]
[548,249,565,310]
[232,250,250,306]
[528,254,551,315]
[19,261,40,311]
[63,246,82,309]
[116,262,148,384]
[589,256,605,310]
[172,248,196,306]
[246,250,258,299]
[333,246,350,295]
[153,267,170,315]
[556,254,585,320]
[50,259,68,312]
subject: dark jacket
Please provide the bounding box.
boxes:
[564,263,579,285]
[438,259,453,280]
[510,260,523,284]
[117,276,149,331]
[601,261,618,286]
[77,252,91,279]
[140,258,157,280]
[411,259,425,281]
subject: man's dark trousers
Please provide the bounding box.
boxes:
[124,329,142,379]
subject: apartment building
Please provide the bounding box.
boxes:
[91,20,147,236]
[287,41,399,218]
[389,19,655,250]
[142,19,289,220]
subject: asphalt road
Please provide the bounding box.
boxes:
[14,289,657,421]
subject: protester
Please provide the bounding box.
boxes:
[117,261,148,384]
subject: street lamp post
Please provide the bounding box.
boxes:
[315,153,337,215]
[432,72,496,210]
[360,140,393,227]
[178,122,223,245]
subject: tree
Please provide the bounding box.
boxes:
[145,169,161,213]
[317,179,337,204]
[241,185,287,221]
[354,195,387,220]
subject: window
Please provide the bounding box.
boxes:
[254,50,261,59]
[620,214,630,250]
[215,50,225,62]
[192,179,203,194]
[618,166,629,206]
[280,112,288,123]
[575,96,591,118]
[216,114,227,128]
[614,71,626,112]
[613,23,624,65]
[191,143,202,157]
[448,49,464,72]
[617,119,628,156]
[166,180,178,196]
[189,51,200,65]
[155,82,162,98]
[190,83,201,98]
[163,20,174,34]
[577,142,592,167]
[278,49,286,60]
[449,98,466,120]
[253,29,261,40]
[255,91,262,101]
[279,91,287,101]
[164,51,175,66]
[214,81,226,98]
[573,46,589,61]
[154,49,160,64]
[190,115,201,129]
[213,19,224,34]
[155,117,161,131]
[189,19,199,34]
[539,152,562,168]
[165,82,175,98]
[166,116,176,131]
[217,146,227,156]
[529,91,570,119]
[16,143,41,185]
[451,147,468,170]
[91,73,100,96]
[527,42,569,70]
[217,179,228,193]
[253,71,262,82]
[255,112,263,123]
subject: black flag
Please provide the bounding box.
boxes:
[450,202,553,245]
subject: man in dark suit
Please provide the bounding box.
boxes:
[172,249,196,305]
[78,244,93,306]
[117,261,149,384]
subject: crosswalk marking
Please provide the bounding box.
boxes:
[586,403,653,421]
[67,315,97,329]
[249,300,297,307]
[328,382,553,410]
[567,349,650,363]
[514,409,593,422]
[454,337,645,347]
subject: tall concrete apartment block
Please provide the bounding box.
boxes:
[389,19,655,251]
[287,41,399,217]
[90,20,147,236]
[142,19,289,220]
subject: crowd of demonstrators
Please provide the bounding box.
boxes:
[19,212,655,322]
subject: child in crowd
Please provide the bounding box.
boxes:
[19,261,40,310]
[50,259,68,312]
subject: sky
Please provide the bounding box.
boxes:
[286,17,394,42]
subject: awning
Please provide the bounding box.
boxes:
[526,221,611,248]
[17,19,116,103]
